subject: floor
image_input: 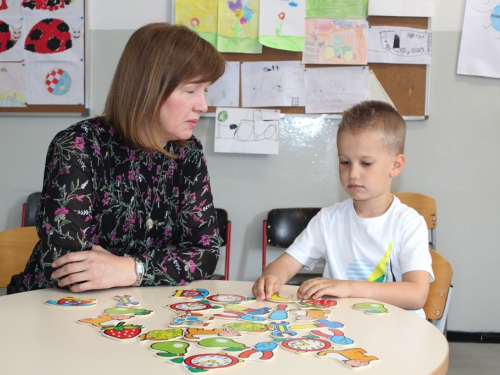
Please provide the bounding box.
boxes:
[0,288,496,374]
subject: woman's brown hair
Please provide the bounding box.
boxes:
[102,23,226,156]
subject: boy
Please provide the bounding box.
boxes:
[253,101,434,318]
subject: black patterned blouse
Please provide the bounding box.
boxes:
[21,118,221,291]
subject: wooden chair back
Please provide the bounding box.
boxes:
[424,249,453,321]
[0,227,39,287]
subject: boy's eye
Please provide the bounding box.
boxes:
[340,161,350,165]
[362,162,373,166]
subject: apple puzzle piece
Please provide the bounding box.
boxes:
[352,302,389,315]
[150,341,190,358]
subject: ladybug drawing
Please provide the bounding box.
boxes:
[0,20,22,53]
[25,18,72,54]
[22,0,74,11]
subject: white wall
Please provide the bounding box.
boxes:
[1,0,499,332]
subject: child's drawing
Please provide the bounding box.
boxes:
[215,107,280,155]
[317,348,380,369]
[0,61,26,107]
[259,0,305,51]
[205,61,239,107]
[20,0,84,16]
[367,26,432,64]
[369,0,435,17]
[457,1,500,78]
[241,60,305,107]
[303,18,368,65]
[0,18,24,60]
[306,0,368,18]
[175,0,218,47]
[217,0,261,53]
[305,66,369,114]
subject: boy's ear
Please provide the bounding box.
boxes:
[390,154,406,177]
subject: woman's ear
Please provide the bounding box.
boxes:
[390,154,406,177]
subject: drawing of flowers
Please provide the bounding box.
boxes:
[276,12,285,36]
[228,0,254,36]
[190,18,200,32]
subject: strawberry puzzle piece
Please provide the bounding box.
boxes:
[25,18,72,54]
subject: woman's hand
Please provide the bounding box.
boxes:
[51,245,136,292]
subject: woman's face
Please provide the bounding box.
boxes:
[158,80,210,143]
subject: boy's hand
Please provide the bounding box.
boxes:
[297,278,352,300]
[252,274,282,301]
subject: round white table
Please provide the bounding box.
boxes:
[0,280,448,374]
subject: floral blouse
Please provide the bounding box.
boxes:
[21,118,221,291]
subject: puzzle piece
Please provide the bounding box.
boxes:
[311,329,354,346]
[280,337,333,354]
[268,321,297,338]
[150,341,190,358]
[167,300,221,314]
[197,337,249,352]
[223,322,272,334]
[316,348,380,369]
[266,292,299,303]
[138,328,184,342]
[101,322,144,341]
[172,288,209,299]
[206,294,255,305]
[214,305,272,322]
[169,312,216,328]
[238,341,278,361]
[183,327,242,341]
[113,294,139,307]
[104,307,153,316]
[78,314,133,328]
[352,302,389,315]
[296,299,338,310]
[268,304,289,321]
[46,296,96,307]
[170,352,244,372]
[290,308,331,322]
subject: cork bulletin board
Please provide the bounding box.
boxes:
[207,16,429,118]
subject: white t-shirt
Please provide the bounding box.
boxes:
[286,196,434,318]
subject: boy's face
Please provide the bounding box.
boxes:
[337,130,404,214]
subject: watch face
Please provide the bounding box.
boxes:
[281,338,332,353]
[169,302,212,313]
[184,354,239,369]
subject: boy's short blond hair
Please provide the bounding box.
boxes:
[337,100,406,155]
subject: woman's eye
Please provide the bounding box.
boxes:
[340,161,350,165]
[362,162,372,166]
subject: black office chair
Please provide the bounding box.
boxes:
[262,207,322,286]
[22,192,42,227]
[212,208,231,281]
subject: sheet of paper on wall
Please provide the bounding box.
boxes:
[0,61,27,107]
[23,16,85,62]
[241,61,305,107]
[302,18,368,65]
[19,0,84,17]
[367,26,432,65]
[206,61,240,107]
[457,1,500,79]
[306,0,368,18]
[175,0,218,47]
[25,61,84,105]
[214,107,280,154]
[305,66,369,114]
[369,70,396,109]
[259,0,305,52]
[217,0,262,53]
[368,0,435,17]
[0,16,24,61]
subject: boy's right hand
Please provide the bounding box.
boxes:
[252,275,282,301]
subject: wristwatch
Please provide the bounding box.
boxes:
[126,255,144,286]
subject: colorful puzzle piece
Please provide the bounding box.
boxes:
[207,294,255,305]
[101,322,144,341]
[150,340,190,358]
[296,299,338,310]
[197,337,249,352]
[138,328,184,342]
[214,305,272,322]
[266,292,299,303]
[311,329,354,346]
[268,304,289,321]
[238,341,278,361]
[113,294,139,307]
[223,322,271,334]
[183,327,242,341]
[104,307,153,316]
[290,308,331,322]
[172,288,209,299]
[316,348,380,369]
[268,321,297,338]
[46,296,96,307]
[352,302,389,314]
[167,301,221,314]
[279,337,333,354]
[169,312,216,328]
[78,314,133,328]
[170,352,244,372]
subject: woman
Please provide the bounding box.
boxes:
[21,23,226,292]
